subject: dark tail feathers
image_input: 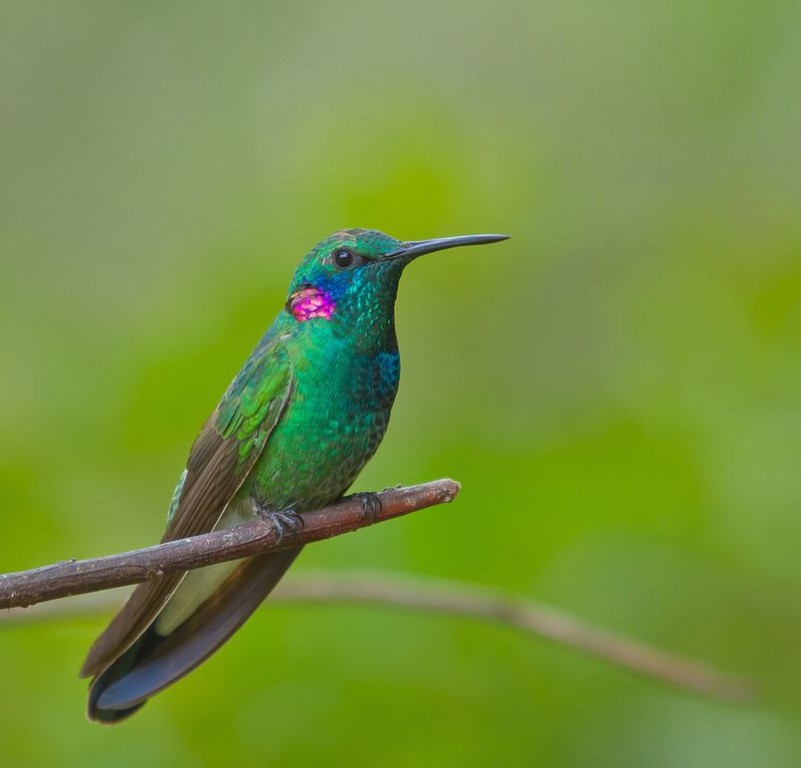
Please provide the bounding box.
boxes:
[87,547,302,723]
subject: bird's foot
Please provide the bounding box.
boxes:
[352,492,382,524]
[255,505,304,544]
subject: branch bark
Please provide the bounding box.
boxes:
[0,478,753,704]
[0,480,459,609]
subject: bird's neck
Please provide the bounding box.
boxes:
[334,278,400,356]
[287,270,402,356]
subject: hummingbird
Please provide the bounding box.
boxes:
[81,228,509,723]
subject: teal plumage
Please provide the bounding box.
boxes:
[81,228,508,723]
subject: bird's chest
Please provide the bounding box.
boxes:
[248,346,400,510]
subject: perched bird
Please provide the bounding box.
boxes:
[81,228,508,723]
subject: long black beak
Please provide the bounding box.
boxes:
[389,233,509,260]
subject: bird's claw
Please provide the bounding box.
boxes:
[256,507,304,544]
[353,492,382,524]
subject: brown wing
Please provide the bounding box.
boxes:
[81,344,294,678]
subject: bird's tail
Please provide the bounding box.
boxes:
[87,546,302,723]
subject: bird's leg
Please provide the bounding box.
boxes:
[352,492,382,524]
[254,503,304,544]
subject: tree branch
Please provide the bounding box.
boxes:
[0,478,753,704]
[0,480,459,609]
[1,572,752,703]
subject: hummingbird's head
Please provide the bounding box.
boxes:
[286,228,508,324]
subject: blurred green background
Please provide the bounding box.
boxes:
[1,1,799,765]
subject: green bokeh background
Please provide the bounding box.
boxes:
[1,2,799,766]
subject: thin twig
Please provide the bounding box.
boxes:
[1,572,752,704]
[0,480,459,609]
[271,573,753,703]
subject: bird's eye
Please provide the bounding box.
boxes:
[333,248,355,269]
